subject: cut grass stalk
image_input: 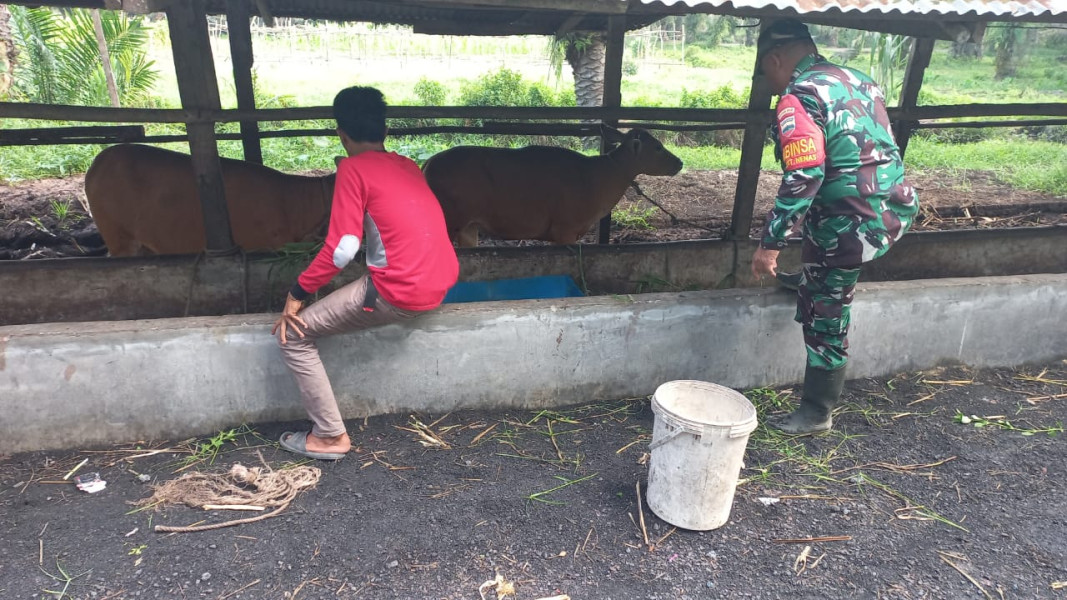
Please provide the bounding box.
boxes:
[831,456,957,476]
[635,481,650,547]
[469,423,497,446]
[396,417,452,449]
[954,410,1064,436]
[851,472,968,532]
[39,559,91,600]
[773,535,852,543]
[525,473,597,505]
[937,551,993,600]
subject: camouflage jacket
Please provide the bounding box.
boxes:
[760,54,919,267]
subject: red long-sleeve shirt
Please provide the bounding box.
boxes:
[292,151,458,311]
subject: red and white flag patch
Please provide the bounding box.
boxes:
[776,94,825,171]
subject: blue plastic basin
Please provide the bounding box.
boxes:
[443,275,585,304]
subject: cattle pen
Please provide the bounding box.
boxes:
[2,3,1067,599]
[1,0,1065,457]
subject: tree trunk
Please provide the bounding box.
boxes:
[565,33,606,149]
[91,9,120,107]
[995,24,1018,80]
[566,32,606,110]
[0,4,15,99]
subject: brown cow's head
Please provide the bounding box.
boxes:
[603,126,683,177]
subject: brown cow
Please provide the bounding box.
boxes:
[84,144,335,256]
[422,127,683,247]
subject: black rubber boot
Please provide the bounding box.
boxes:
[767,365,847,434]
[776,270,803,291]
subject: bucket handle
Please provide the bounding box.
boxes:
[728,419,759,439]
[650,418,758,449]
[648,427,686,451]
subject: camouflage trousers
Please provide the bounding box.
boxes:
[795,265,862,371]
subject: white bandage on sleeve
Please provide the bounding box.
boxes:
[332,234,361,268]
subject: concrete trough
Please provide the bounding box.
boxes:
[2,274,1065,454]
[2,226,1064,326]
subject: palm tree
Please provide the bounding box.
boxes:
[550,32,606,147]
[9,6,157,106]
[550,32,607,108]
[0,4,15,99]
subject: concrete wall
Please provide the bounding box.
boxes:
[2,274,1064,454]
[1,226,1064,326]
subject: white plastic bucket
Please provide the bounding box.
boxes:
[645,380,758,531]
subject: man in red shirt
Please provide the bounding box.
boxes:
[272,86,459,460]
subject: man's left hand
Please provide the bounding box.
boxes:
[271,293,309,345]
[751,247,780,282]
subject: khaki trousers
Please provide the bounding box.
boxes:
[278,275,419,437]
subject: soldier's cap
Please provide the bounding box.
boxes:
[756,19,814,66]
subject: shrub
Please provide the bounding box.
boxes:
[679,85,747,109]
[525,81,558,107]
[676,85,747,147]
[913,127,995,144]
[459,68,528,106]
[683,46,716,68]
[413,77,447,105]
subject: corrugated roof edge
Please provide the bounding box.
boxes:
[638,0,1067,20]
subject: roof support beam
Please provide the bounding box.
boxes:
[728,20,774,243]
[166,0,236,254]
[419,0,627,14]
[598,14,625,245]
[226,0,263,164]
[895,37,935,159]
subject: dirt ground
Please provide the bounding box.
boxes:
[1,164,1065,598]
[1,167,1065,259]
[0,361,1065,599]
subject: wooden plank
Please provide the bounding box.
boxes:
[0,125,144,145]
[895,37,935,158]
[226,0,262,164]
[0,101,766,124]
[728,21,774,242]
[166,0,235,254]
[915,118,1067,129]
[2,99,1064,131]
[898,103,1067,119]
[414,0,626,14]
[14,116,1053,149]
[3,99,1065,129]
[14,0,105,8]
[599,14,625,245]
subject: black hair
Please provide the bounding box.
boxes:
[333,86,387,143]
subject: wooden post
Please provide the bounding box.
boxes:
[728,21,774,241]
[895,37,935,159]
[598,14,625,245]
[166,0,236,254]
[226,0,262,164]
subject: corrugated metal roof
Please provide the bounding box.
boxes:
[638,0,1067,21]
[187,0,1067,34]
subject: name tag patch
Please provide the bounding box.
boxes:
[776,94,825,171]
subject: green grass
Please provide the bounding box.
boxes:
[4,23,1065,198]
[922,42,1067,104]
[666,143,779,171]
[906,137,1067,197]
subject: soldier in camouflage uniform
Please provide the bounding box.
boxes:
[750,20,919,434]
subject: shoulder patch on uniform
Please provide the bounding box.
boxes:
[776,94,825,171]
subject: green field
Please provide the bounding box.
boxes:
[2,20,1065,197]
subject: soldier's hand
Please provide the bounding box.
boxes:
[751,247,780,282]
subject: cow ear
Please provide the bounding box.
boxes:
[334,155,344,168]
[600,124,625,145]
